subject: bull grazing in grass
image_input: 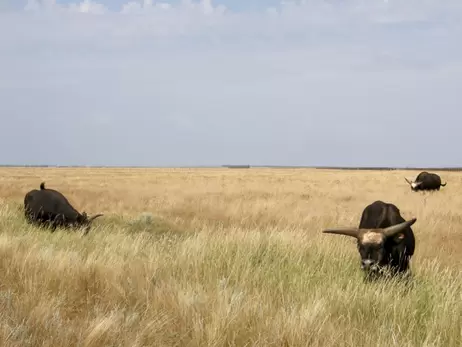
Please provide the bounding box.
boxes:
[322,200,416,279]
[404,171,446,191]
[24,182,103,235]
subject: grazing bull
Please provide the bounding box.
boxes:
[24,182,103,235]
[404,171,446,191]
[322,200,416,279]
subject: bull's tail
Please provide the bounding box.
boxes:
[441,182,447,187]
[40,182,46,190]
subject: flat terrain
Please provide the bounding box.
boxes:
[0,167,461,346]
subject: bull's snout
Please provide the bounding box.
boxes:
[361,259,377,271]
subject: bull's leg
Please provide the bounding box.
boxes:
[49,216,61,233]
[397,254,411,274]
[387,252,409,275]
[24,211,34,224]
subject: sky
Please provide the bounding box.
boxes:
[1,0,462,167]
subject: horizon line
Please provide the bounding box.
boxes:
[1,164,462,171]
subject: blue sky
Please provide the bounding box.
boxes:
[1,0,462,167]
[2,0,280,12]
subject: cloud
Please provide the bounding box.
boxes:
[0,0,462,166]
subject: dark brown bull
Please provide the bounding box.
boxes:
[404,171,446,191]
[24,182,103,235]
[322,200,416,279]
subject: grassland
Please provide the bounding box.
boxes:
[0,167,461,347]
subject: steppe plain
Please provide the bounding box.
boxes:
[0,167,460,347]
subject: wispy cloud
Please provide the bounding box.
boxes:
[0,0,461,166]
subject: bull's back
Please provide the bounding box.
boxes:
[418,172,441,187]
[358,200,390,229]
[429,173,441,185]
[359,202,411,231]
[415,172,429,181]
[24,190,77,216]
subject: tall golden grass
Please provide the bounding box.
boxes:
[0,167,460,346]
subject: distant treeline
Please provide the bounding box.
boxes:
[225,165,462,171]
[1,164,462,171]
[312,167,462,171]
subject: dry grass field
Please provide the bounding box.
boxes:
[0,167,461,347]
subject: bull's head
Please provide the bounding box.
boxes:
[322,218,416,275]
[404,177,422,191]
[78,212,104,235]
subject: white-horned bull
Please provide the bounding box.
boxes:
[24,182,103,235]
[404,171,446,191]
[322,200,416,279]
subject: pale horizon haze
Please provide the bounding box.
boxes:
[1,0,461,167]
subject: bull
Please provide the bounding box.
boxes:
[24,182,103,235]
[404,171,446,191]
[322,200,416,279]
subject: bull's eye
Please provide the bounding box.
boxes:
[358,246,369,258]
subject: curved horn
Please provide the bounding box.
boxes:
[322,228,361,239]
[441,182,447,186]
[383,218,416,237]
[88,214,104,222]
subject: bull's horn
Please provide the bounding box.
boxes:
[404,177,413,185]
[88,214,104,222]
[322,228,361,239]
[383,218,417,237]
[414,181,423,186]
[441,182,447,187]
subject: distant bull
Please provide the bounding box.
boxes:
[322,200,416,279]
[405,171,446,191]
[24,182,103,235]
